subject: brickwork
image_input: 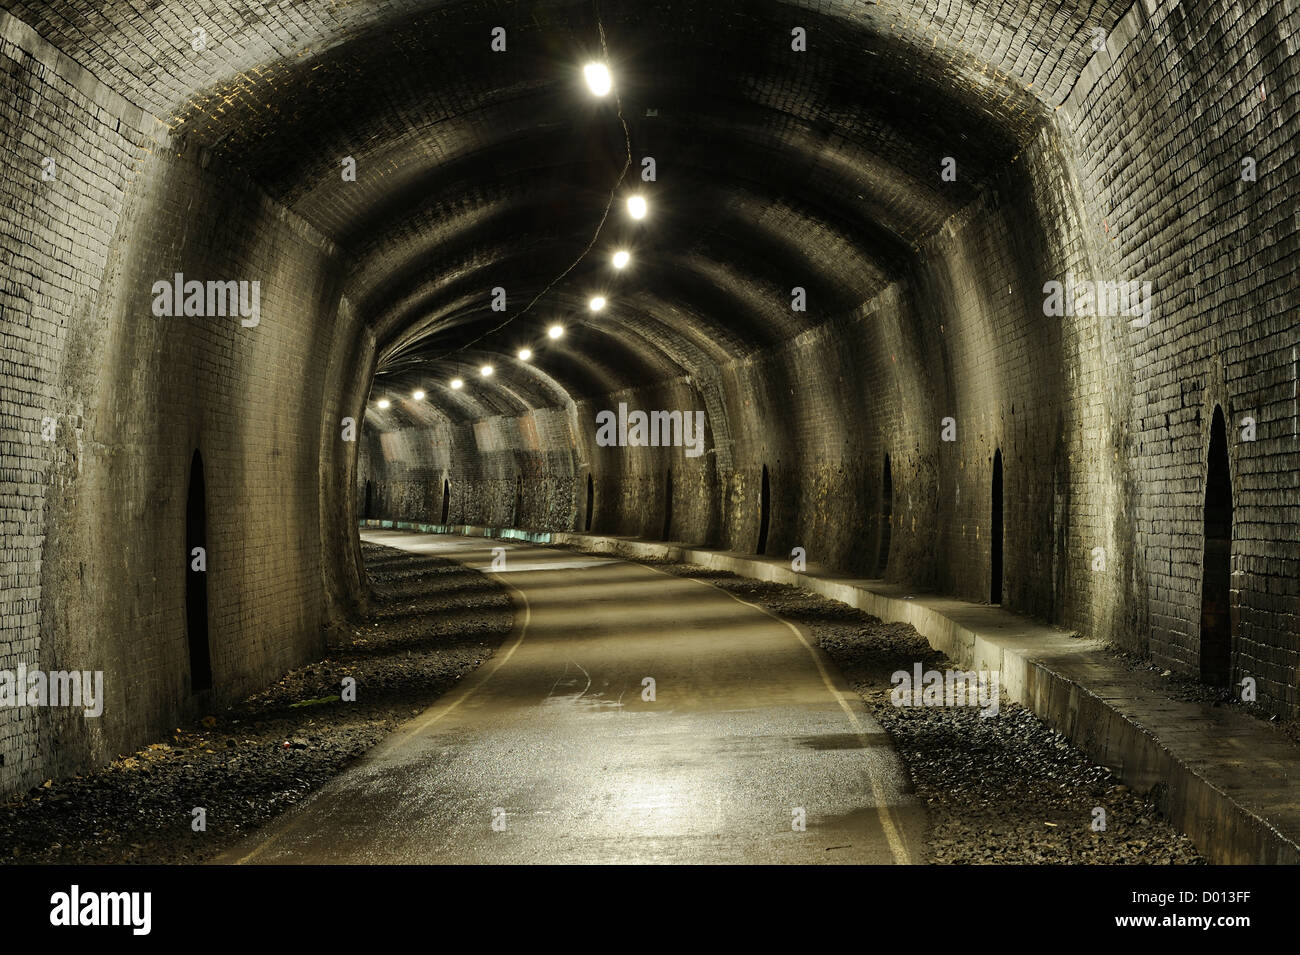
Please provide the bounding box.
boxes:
[0,18,155,789]
[1062,0,1300,710]
[0,13,358,791]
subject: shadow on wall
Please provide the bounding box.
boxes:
[186,449,212,693]
[875,454,892,578]
[991,449,1004,606]
[585,473,594,532]
[662,469,673,541]
[1200,406,1233,689]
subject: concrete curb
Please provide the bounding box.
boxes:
[361,520,1300,865]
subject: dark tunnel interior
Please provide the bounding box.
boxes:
[1,0,1298,879]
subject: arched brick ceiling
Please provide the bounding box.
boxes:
[2,0,1129,114]
[2,0,1134,409]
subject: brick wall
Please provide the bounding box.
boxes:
[0,14,157,789]
[0,12,360,791]
[1061,0,1300,711]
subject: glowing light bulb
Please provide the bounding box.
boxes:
[627,195,647,220]
[480,364,494,377]
[412,390,425,400]
[584,62,612,96]
[377,399,390,409]
[517,348,532,360]
[450,378,464,390]
[548,324,564,339]
[612,250,630,269]
[589,296,607,312]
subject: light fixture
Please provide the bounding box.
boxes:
[377,398,390,409]
[612,250,630,269]
[627,195,647,220]
[589,296,607,312]
[548,324,564,339]
[584,62,612,96]
[480,364,494,377]
[517,347,532,360]
[450,378,464,390]
[412,389,425,400]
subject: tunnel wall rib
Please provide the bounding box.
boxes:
[0,13,359,791]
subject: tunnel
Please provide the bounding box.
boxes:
[1,0,1298,890]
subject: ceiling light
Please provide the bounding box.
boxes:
[376,399,390,409]
[627,195,647,220]
[584,62,612,96]
[517,348,532,360]
[548,324,564,339]
[450,378,464,390]
[480,364,493,377]
[412,390,425,400]
[612,250,630,269]
[589,296,607,312]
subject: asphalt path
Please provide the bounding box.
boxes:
[219,531,926,864]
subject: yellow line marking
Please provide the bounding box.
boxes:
[641,563,914,866]
[228,539,532,865]
[383,577,531,748]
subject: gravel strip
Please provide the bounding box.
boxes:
[640,560,1204,865]
[0,542,512,865]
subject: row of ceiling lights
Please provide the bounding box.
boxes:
[374,62,644,412]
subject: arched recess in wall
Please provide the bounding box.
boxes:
[185,450,213,693]
[875,454,893,577]
[756,464,771,555]
[1200,406,1234,687]
[662,469,673,542]
[441,478,450,525]
[991,449,1004,605]
[585,473,594,532]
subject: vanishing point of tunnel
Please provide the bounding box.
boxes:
[1,0,1298,879]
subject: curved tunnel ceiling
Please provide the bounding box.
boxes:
[6,0,1133,418]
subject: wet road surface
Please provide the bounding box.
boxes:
[219,531,927,864]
